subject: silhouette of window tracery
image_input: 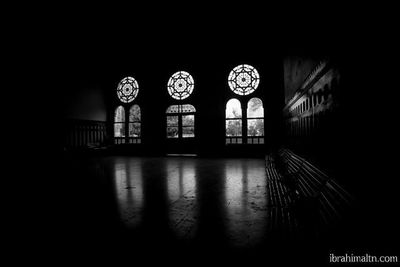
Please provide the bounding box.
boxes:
[117,76,139,103]
[228,64,260,95]
[167,71,194,100]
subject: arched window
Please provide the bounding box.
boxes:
[166,104,196,138]
[129,104,141,144]
[226,64,264,145]
[114,76,141,145]
[114,106,125,144]
[225,99,242,144]
[247,98,264,144]
[166,71,196,141]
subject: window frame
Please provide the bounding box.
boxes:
[114,106,126,144]
[225,98,243,144]
[128,104,142,144]
[246,97,265,145]
[225,97,265,145]
[114,76,142,145]
[166,104,196,139]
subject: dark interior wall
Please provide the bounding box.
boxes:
[62,78,107,122]
[283,56,319,103]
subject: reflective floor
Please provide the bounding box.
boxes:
[112,157,268,247]
[59,156,334,264]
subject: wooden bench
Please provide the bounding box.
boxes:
[265,149,354,238]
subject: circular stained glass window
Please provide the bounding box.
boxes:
[167,71,194,100]
[117,77,139,103]
[228,64,260,95]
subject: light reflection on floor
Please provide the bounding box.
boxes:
[112,157,267,246]
[113,159,144,228]
[225,160,268,246]
[166,159,197,238]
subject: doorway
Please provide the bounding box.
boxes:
[166,104,197,155]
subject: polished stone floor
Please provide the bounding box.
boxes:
[112,157,269,247]
[58,155,342,265]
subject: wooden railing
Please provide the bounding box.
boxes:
[63,119,107,150]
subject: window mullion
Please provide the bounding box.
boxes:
[242,104,247,143]
[178,114,182,138]
[125,107,129,142]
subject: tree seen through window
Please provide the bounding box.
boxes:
[247,98,264,137]
[114,106,125,138]
[226,99,242,137]
[166,104,195,138]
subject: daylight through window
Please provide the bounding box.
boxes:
[117,77,139,103]
[226,99,242,144]
[228,64,260,95]
[247,98,264,144]
[167,71,194,100]
[166,104,196,138]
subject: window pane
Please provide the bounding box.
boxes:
[226,119,242,136]
[166,105,180,113]
[115,106,125,122]
[114,123,125,137]
[228,64,260,96]
[247,119,264,136]
[167,127,179,138]
[167,116,178,126]
[182,126,194,138]
[129,105,141,122]
[182,115,194,126]
[167,104,196,114]
[181,104,196,113]
[226,99,242,118]
[129,122,141,137]
[167,71,195,100]
[117,77,139,103]
[247,98,264,118]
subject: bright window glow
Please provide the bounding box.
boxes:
[166,104,196,113]
[129,105,141,122]
[182,115,195,138]
[228,64,260,95]
[129,105,141,138]
[166,104,195,138]
[114,124,125,137]
[226,120,242,136]
[115,106,125,122]
[167,71,194,100]
[226,99,242,118]
[167,116,179,138]
[117,77,139,103]
[247,98,264,118]
[114,106,125,137]
[226,99,242,137]
[247,98,264,137]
